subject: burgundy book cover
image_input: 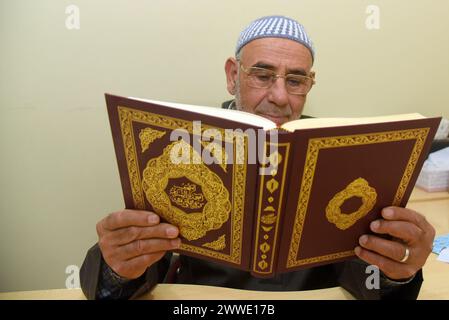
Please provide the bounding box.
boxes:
[274,118,440,275]
[105,93,260,271]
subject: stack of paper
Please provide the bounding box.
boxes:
[416,147,449,192]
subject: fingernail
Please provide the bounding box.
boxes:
[354,246,361,256]
[171,238,181,248]
[148,214,159,224]
[371,220,380,231]
[382,208,394,218]
[359,235,368,245]
[166,227,178,237]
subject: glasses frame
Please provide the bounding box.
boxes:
[239,64,315,96]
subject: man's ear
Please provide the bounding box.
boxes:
[224,57,238,95]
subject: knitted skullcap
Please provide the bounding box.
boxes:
[235,15,315,61]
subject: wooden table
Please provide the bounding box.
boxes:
[0,284,353,300]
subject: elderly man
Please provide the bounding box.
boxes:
[80,15,435,299]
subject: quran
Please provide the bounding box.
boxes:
[106,93,440,277]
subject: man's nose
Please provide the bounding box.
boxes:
[267,77,289,107]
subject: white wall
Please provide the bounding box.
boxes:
[1,0,448,292]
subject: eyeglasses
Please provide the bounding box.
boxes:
[239,64,315,95]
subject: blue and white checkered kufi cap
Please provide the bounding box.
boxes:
[236,15,315,61]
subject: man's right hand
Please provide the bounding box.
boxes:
[96,210,181,280]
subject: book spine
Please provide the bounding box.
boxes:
[250,133,292,277]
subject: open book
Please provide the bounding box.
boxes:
[106,93,440,277]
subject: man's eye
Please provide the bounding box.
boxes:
[286,77,304,87]
[253,72,272,82]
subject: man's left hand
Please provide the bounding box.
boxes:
[355,206,436,281]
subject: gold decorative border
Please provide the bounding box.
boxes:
[118,106,247,264]
[118,108,146,209]
[286,128,430,268]
[252,142,290,274]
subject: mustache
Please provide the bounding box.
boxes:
[254,104,292,117]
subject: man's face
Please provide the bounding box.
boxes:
[225,38,314,126]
